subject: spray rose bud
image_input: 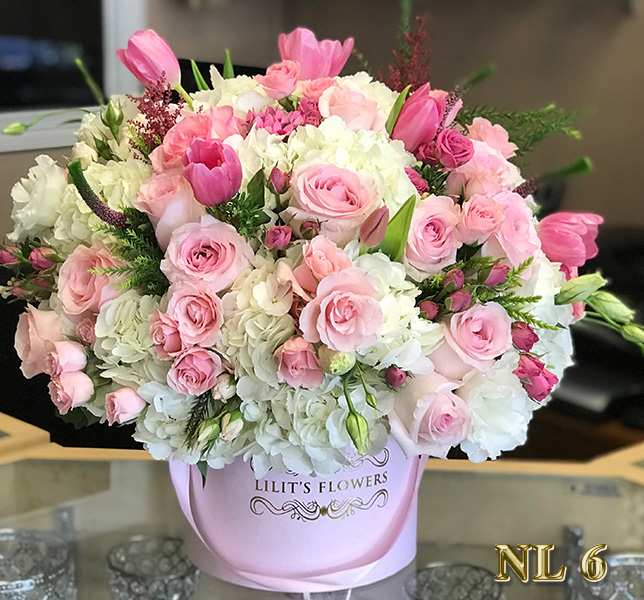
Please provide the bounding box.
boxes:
[29,248,56,271]
[105,387,146,425]
[484,264,510,286]
[33,277,51,289]
[101,100,124,139]
[11,282,25,297]
[405,167,429,194]
[359,206,389,248]
[445,290,472,312]
[0,247,19,265]
[346,411,369,455]
[512,322,538,352]
[385,366,407,387]
[317,346,356,375]
[365,392,378,409]
[419,300,439,320]
[586,291,636,324]
[301,220,320,240]
[555,273,608,306]
[221,410,244,442]
[197,418,221,443]
[269,166,290,194]
[622,324,644,345]
[265,225,292,249]
[443,268,464,291]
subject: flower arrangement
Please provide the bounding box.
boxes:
[4,25,642,478]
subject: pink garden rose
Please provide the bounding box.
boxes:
[48,371,94,415]
[458,194,505,245]
[150,107,244,173]
[274,337,324,389]
[45,341,87,376]
[15,306,64,378]
[422,128,474,169]
[444,302,513,373]
[149,311,183,360]
[538,212,603,276]
[299,268,383,352]
[293,235,352,295]
[279,27,353,80]
[181,138,243,206]
[318,86,385,132]
[105,387,146,425]
[283,163,378,246]
[166,282,224,348]
[161,215,254,293]
[392,83,445,155]
[135,172,206,250]
[389,372,471,458]
[167,347,223,396]
[513,353,559,402]
[299,77,337,100]
[57,245,122,318]
[468,117,517,159]
[117,29,181,88]
[406,195,462,275]
[255,60,300,100]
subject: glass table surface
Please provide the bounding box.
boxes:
[1,452,643,600]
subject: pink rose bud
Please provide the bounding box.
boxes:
[446,290,472,312]
[11,282,25,297]
[443,269,464,291]
[513,353,559,403]
[485,264,510,286]
[419,300,439,320]
[76,317,97,346]
[105,387,146,425]
[405,168,429,194]
[385,366,407,387]
[0,247,19,265]
[45,340,87,376]
[116,29,181,88]
[48,371,94,415]
[392,83,445,155]
[265,225,292,249]
[29,247,56,271]
[511,321,539,352]
[269,166,290,194]
[33,277,51,289]
[431,128,475,169]
[301,220,320,240]
[359,206,390,248]
[279,27,354,79]
[255,60,300,100]
[182,138,243,206]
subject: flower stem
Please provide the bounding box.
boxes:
[175,85,194,109]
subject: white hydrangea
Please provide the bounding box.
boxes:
[8,155,68,245]
[336,72,399,116]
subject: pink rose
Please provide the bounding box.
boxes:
[444,302,513,373]
[167,347,223,396]
[75,317,97,346]
[406,195,462,275]
[105,387,146,425]
[359,206,389,248]
[385,366,407,387]
[269,166,290,194]
[117,29,181,88]
[468,117,518,159]
[538,212,603,275]
[318,86,385,132]
[283,163,378,246]
[255,60,300,100]
[29,247,56,271]
[458,194,505,245]
[389,372,471,459]
[419,300,439,321]
[445,140,521,199]
[0,247,19,265]
[166,282,224,348]
[161,215,254,293]
[149,311,183,360]
[48,371,94,415]
[392,83,445,155]
[293,236,352,295]
[279,28,354,80]
[181,138,242,206]
[511,322,538,352]
[513,353,559,402]
[424,129,474,169]
[405,168,429,195]
[484,192,541,268]
[150,107,244,173]
[428,339,474,381]
[299,77,337,101]
[265,225,292,249]
[57,245,122,318]
[299,268,383,352]
[484,263,510,286]
[446,290,472,312]
[15,306,64,378]
[274,337,324,389]
[135,172,206,251]
[45,341,87,376]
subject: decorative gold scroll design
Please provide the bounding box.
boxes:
[250,489,389,521]
[343,448,390,472]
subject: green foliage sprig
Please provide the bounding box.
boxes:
[413,164,449,196]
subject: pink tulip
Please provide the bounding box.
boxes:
[392,83,445,155]
[117,29,181,88]
[181,139,242,206]
[278,27,354,79]
[359,206,389,248]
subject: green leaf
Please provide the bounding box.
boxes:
[223,49,235,79]
[385,85,411,136]
[197,461,209,487]
[246,169,266,206]
[191,60,210,91]
[58,407,101,429]
[373,195,416,262]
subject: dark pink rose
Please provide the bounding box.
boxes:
[511,322,538,352]
[405,168,429,194]
[446,290,471,312]
[0,247,19,265]
[431,129,474,169]
[485,264,510,286]
[444,269,464,290]
[265,225,292,250]
[419,300,439,320]
[269,166,290,194]
[385,366,407,387]
[513,353,559,402]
